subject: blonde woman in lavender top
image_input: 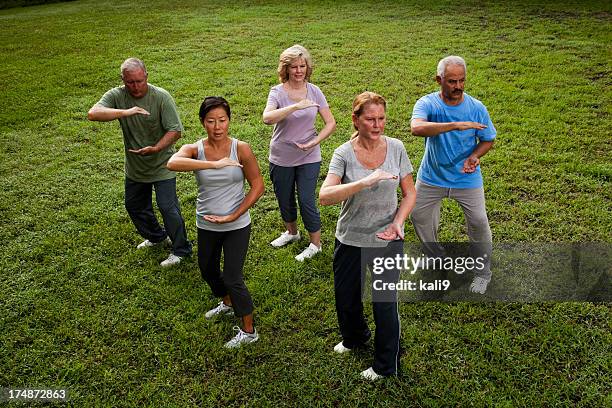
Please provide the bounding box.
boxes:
[263,44,336,261]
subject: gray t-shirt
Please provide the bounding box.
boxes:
[328,136,413,247]
[194,138,251,232]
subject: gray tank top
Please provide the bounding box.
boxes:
[195,138,251,231]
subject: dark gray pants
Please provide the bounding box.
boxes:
[124,177,192,257]
[269,162,321,233]
[197,225,254,317]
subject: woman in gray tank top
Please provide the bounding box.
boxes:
[167,97,264,348]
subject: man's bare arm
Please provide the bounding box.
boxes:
[463,141,494,173]
[87,104,149,122]
[128,130,181,156]
[410,118,487,137]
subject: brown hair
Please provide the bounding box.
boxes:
[277,44,313,83]
[351,91,387,139]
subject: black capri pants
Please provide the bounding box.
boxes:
[197,224,254,317]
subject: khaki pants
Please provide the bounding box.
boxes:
[410,180,492,280]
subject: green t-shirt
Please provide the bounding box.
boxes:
[97,84,184,182]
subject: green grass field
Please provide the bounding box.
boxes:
[0,0,610,406]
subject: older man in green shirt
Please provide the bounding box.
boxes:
[88,57,192,266]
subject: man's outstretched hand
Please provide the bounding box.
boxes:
[128,145,159,155]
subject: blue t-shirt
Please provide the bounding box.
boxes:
[411,92,496,188]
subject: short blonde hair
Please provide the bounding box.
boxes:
[277,44,313,83]
[351,91,387,139]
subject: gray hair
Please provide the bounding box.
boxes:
[437,56,466,78]
[120,57,147,78]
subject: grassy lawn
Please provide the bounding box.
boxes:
[0,0,610,406]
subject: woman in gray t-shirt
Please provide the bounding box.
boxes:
[319,92,416,380]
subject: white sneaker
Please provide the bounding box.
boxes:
[295,243,322,261]
[333,341,351,354]
[361,367,383,381]
[224,326,259,349]
[205,301,234,319]
[270,231,301,247]
[470,277,490,294]
[137,236,171,249]
[160,254,182,267]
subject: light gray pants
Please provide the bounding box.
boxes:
[410,180,492,280]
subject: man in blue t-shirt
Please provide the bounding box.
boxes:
[410,56,495,294]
